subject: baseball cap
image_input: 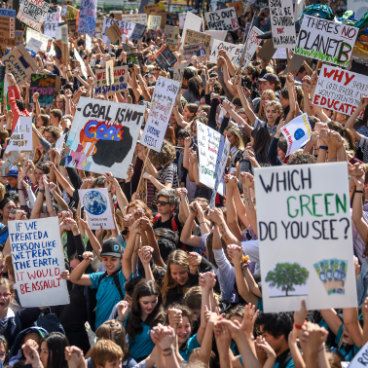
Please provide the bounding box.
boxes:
[5,168,18,178]
[259,73,280,84]
[100,239,122,258]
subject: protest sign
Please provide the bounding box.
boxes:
[241,26,263,66]
[79,188,115,230]
[66,97,145,178]
[350,341,368,367]
[197,121,222,189]
[17,0,50,32]
[26,28,50,52]
[209,39,243,66]
[254,162,357,312]
[295,15,359,67]
[2,46,38,83]
[9,217,70,307]
[44,7,62,39]
[106,23,121,43]
[0,66,5,103]
[73,48,88,78]
[281,113,311,156]
[5,116,33,153]
[141,77,180,152]
[205,8,239,31]
[205,29,227,41]
[181,12,202,45]
[184,29,212,55]
[30,73,60,107]
[313,64,368,116]
[183,44,207,62]
[269,0,296,48]
[105,60,114,87]
[26,37,43,53]
[179,12,186,29]
[165,25,179,48]
[94,65,128,95]
[121,13,147,24]
[78,0,97,36]
[147,14,162,30]
[273,48,288,59]
[348,0,368,20]
[155,46,177,70]
[0,8,16,46]
[210,136,230,208]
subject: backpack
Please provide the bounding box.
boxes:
[35,308,65,334]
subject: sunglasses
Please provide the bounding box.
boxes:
[157,200,170,206]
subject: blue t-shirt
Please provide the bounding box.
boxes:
[89,270,126,329]
[179,333,200,361]
[129,322,154,362]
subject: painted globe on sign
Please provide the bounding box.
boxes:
[83,190,107,216]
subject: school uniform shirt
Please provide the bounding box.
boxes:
[128,321,154,362]
[89,270,126,329]
[179,334,200,362]
[273,349,295,368]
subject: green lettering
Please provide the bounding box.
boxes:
[324,193,334,216]
[287,196,298,218]
[299,195,313,217]
[312,194,323,217]
[336,193,347,214]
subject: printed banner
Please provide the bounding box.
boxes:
[254,162,357,312]
[295,15,359,67]
[269,0,296,48]
[9,217,70,307]
[94,65,128,95]
[30,74,60,107]
[281,113,312,156]
[5,116,33,153]
[184,29,212,55]
[205,8,239,31]
[17,0,50,32]
[141,77,180,152]
[0,8,16,46]
[66,97,145,178]
[2,46,38,84]
[78,0,97,36]
[79,188,114,230]
[313,64,368,116]
[197,121,221,189]
[209,39,243,66]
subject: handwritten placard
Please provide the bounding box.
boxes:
[141,77,180,152]
[184,29,212,55]
[17,0,50,32]
[209,39,243,66]
[0,8,16,46]
[5,116,33,153]
[9,217,70,307]
[30,73,60,107]
[78,0,97,36]
[205,8,239,31]
[94,65,128,95]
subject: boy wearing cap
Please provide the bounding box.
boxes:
[70,238,126,329]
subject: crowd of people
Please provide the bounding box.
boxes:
[0,0,367,367]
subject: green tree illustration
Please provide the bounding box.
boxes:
[266,263,309,296]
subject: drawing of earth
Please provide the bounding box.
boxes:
[83,190,107,215]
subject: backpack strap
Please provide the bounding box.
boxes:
[112,272,124,300]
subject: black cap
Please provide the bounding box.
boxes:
[100,239,122,258]
[259,73,280,84]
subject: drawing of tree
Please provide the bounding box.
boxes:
[266,263,309,297]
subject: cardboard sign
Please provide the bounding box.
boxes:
[205,8,239,31]
[5,116,33,153]
[78,0,97,36]
[209,39,243,66]
[0,8,16,46]
[269,0,296,48]
[105,60,114,87]
[9,217,70,308]
[0,66,5,102]
[147,14,161,30]
[66,98,145,178]
[30,73,60,107]
[94,65,128,95]
[2,46,38,84]
[141,77,180,152]
[295,15,359,67]
[17,0,50,32]
[44,7,62,39]
[106,23,121,43]
[197,121,222,189]
[254,162,357,312]
[184,29,212,55]
[348,0,368,20]
[280,113,311,156]
[165,25,179,48]
[121,13,147,25]
[79,188,114,230]
[313,64,368,116]
[155,46,177,69]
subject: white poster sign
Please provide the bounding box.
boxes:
[66,97,145,179]
[141,77,180,152]
[313,64,368,116]
[242,26,263,66]
[197,121,221,189]
[254,162,357,312]
[209,39,243,66]
[295,15,359,67]
[79,188,114,230]
[17,0,50,32]
[181,12,202,46]
[204,29,227,41]
[348,0,368,20]
[5,116,33,153]
[349,341,368,367]
[269,0,296,48]
[9,217,70,307]
[147,14,161,30]
[205,7,239,31]
[44,7,62,39]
